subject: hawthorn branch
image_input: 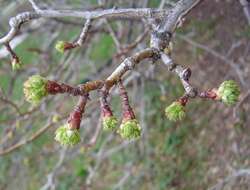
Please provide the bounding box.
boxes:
[161,53,197,97]
[48,48,156,96]
[76,19,92,46]
[0,8,168,44]
[61,19,93,51]
[160,0,203,33]
[0,0,206,155]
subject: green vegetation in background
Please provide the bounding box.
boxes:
[0,74,10,91]
[236,25,250,39]
[141,78,210,189]
[89,33,115,63]
[176,18,217,39]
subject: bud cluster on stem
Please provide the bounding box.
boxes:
[55,41,78,53]
[46,80,84,96]
[4,43,22,71]
[199,80,240,105]
[23,75,48,105]
[118,80,141,140]
[23,75,103,104]
[100,89,118,131]
[55,94,89,146]
[68,94,88,130]
[165,97,187,122]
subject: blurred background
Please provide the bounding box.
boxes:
[0,0,250,189]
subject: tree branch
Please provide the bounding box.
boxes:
[0,8,168,44]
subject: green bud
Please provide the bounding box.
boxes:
[55,124,81,146]
[103,116,118,131]
[119,119,141,140]
[55,41,66,53]
[217,80,240,105]
[23,75,48,104]
[165,101,185,121]
[11,58,22,71]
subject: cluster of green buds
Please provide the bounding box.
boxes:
[216,80,240,105]
[103,115,118,131]
[55,123,81,146]
[23,75,83,105]
[55,41,76,53]
[165,80,240,122]
[165,101,186,122]
[118,81,141,140]
[23,75,48,105]
[55,95,88,146]
[119,118,141,140]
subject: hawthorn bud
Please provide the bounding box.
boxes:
[55,123,81,146]
[55,41,75,53]
[217,80,240,105]
[23,75,48,104]
[117,80,141,139]
[119,119,141,140]
[103,116,118,131]
[165,101,185,121]
[55,41,66,53]
[100,89,118,131]
[11,58,22,71]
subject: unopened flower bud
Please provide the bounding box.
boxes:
[55,41,67,53]
[165,101,185,121]
[119,119,141,140]
[55,41,75,53]
[11,58,22,71]
[55,123,81,146]
[217,80,240,105]
[23,75,48,104]
[103,116,118,131]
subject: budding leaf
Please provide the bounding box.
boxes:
[165,102,185,122]
[55,41,66,53]
[55,124,81,146]
[103,116,118,131]
[119,119,141,140]
[23,75,48,104]
[11,58,22,71]
[217,80,240,105]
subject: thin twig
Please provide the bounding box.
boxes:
[178,34,247,87]
[208,169,250,190]
[0,116,66,156]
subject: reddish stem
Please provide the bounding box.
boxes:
[46,80,84,96]
[118,80,135,121]
[67,94,88,130]
[63,42,78,51]
[178,96,189,106]
[199,89,218,100]
[100,89,113,118]
[4,43,20,66]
